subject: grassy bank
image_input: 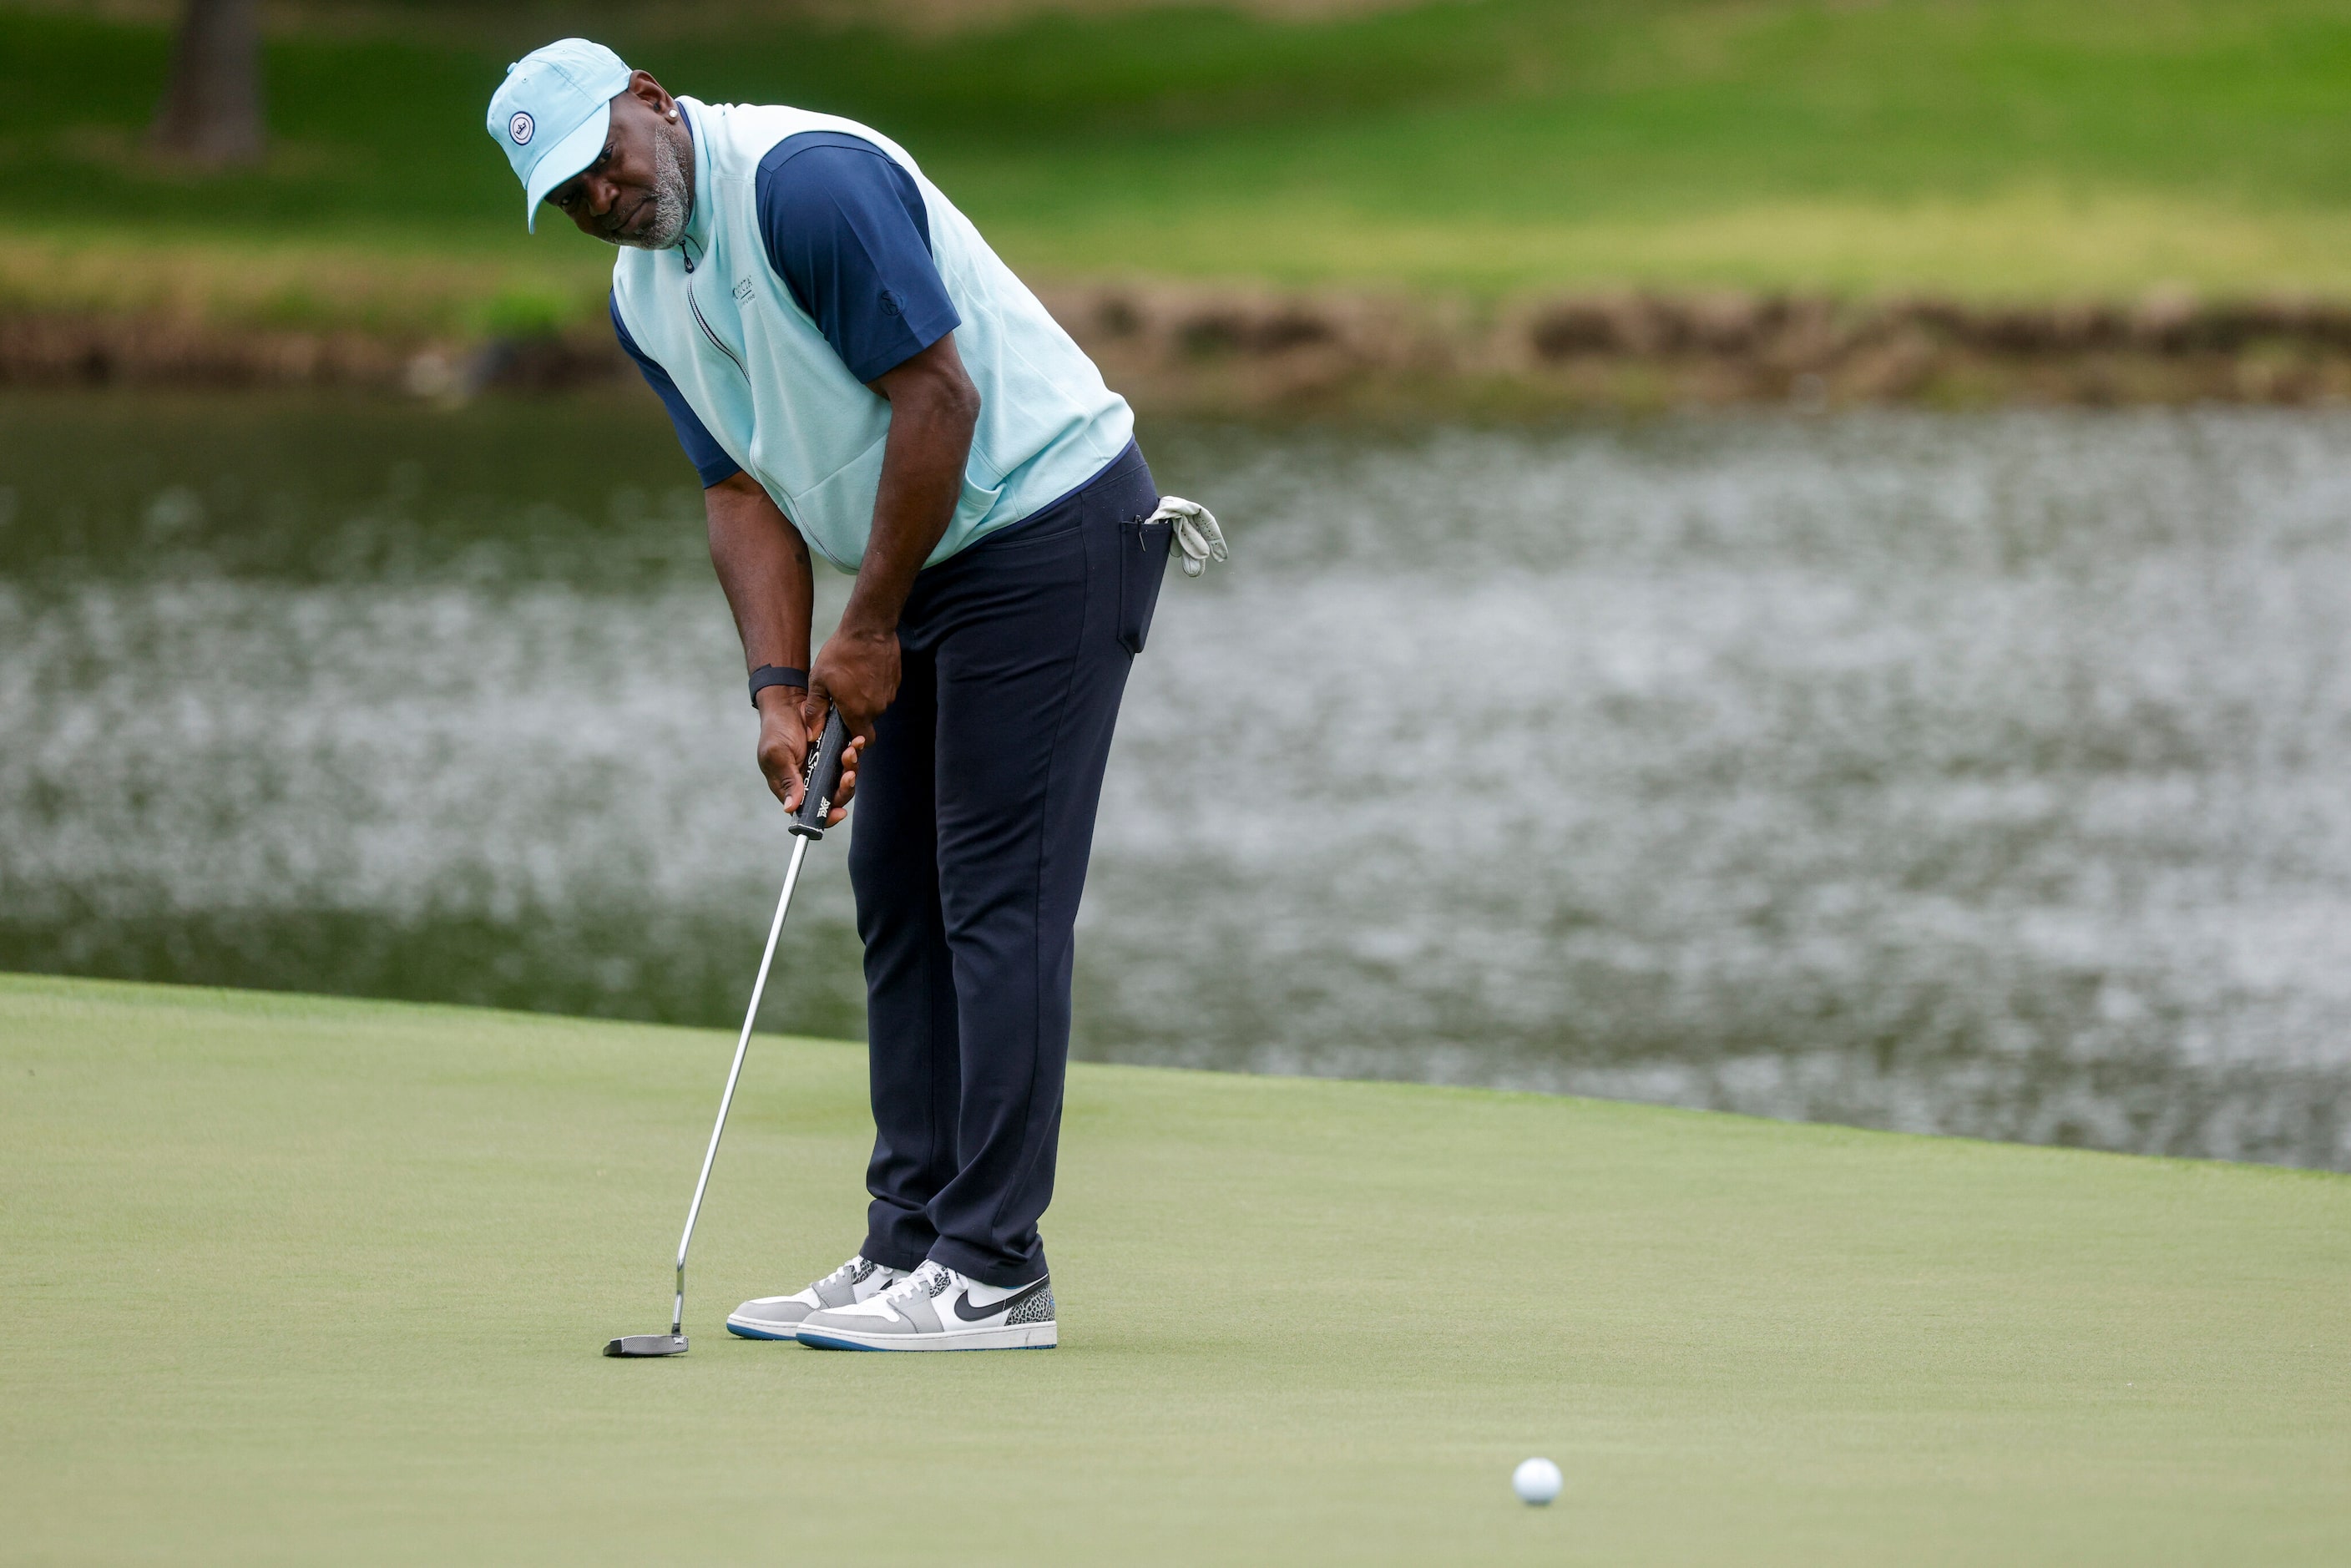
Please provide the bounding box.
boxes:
[8,0,2351,340]
[4,974,2347,1563]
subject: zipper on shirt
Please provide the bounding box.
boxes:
[672,232,746,379]
[687,286,748,380]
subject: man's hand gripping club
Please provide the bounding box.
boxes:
[709,332,983,817]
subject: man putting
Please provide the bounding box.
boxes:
[489,39,1191,1350]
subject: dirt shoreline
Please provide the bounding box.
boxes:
[12,285,2351,412]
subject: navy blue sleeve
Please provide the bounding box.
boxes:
[610,296,742,488]
[756,133,962,384]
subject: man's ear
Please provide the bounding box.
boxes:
[628,70,673,117]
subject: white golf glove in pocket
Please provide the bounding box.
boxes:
[1147,496,1227,578]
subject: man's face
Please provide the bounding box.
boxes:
[544,73,692,249]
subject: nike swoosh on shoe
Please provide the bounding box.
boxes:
[952,1277,1049,1323]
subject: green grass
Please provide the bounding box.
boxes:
[8,0,2351,331]
[4,973,2347,1565]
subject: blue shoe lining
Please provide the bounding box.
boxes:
[726,1322,799,1341]
[794,1332,1055,1352]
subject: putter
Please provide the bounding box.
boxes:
[605,708,852,1358]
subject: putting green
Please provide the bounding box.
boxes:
[3,974,2345,1565]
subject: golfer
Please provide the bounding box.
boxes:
[489,40,1191,1350]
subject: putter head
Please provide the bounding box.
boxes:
[604,1333,688,1358]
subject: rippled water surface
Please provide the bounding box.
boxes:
[7,392,2350,1167]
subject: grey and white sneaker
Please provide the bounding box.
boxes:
[796,1260,1056,1352]
[726,1254,909,1341]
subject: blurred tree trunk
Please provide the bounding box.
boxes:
[151,0,265,165]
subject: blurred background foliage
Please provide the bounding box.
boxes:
[5,0,2351,326]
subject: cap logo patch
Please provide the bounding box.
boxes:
[508,111,534,145]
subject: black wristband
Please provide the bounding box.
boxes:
[748,665,808,708]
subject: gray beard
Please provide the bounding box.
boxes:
[609,130,690,250]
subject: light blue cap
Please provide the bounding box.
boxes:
[486,38,633,233]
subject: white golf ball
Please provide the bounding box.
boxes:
[1512,1456,1562,1505]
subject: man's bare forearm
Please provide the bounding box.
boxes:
[840,336,982,640]
[806,332,981,745]
[707,472,831,813]
[705,470,814,701]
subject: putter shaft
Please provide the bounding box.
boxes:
[670,832,812,1336]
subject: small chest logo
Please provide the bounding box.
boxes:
[732,278,756,301]
[508,111,534,145]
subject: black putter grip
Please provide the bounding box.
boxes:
[791,709,851,840]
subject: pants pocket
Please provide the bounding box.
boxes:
[1116,518,1174,655]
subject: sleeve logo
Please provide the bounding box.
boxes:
[508,111,535,145]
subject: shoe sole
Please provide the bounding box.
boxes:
[725,1318,803,1341]
[796,1321,1057,1352]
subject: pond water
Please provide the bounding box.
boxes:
[6,392,2350,1169]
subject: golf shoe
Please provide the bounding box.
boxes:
[726,1254,908,1340]
[796,1260,1055,1351]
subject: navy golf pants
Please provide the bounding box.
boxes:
[850,442,1167,1288]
